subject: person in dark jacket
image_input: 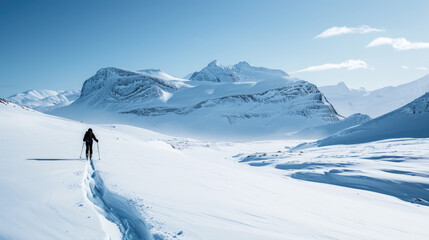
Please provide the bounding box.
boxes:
[83,128,98,160]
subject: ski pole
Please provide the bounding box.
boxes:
[97,142,101,160]
[80,142,84,159]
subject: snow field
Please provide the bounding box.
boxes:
[1,102,429,239]
[95,126,429,240]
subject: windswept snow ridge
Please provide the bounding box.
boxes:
[84,161,153,240]
[318,92,429,146]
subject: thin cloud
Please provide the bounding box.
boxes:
[315,25,383,39]
[401,65,427,71]
[292,60,369,73]
[367,37,429,50]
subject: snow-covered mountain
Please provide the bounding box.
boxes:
[189,60,289,82]
[189,60,239,82]
[232,61,290,82]
[7,89,80,112]
[319,74,429,117]
[318,92,429,146]
[75,67,186,111]
[294,113,371,139]
[54,62,342,139]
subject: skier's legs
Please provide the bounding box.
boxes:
[85,142,91,160]
[89,143,93,160]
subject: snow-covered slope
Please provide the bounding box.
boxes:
[0,99,114,239]
[3,99,429,240]
[0,98,32,111]
[319,74,429,117]
[295,113,371,139]
[54,62,341,139]
[318,92,429,146]
[138,69,184,81]
[8,89,80,112]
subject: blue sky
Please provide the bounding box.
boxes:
[1,0,429,97]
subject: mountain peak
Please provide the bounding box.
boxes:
[95,67,138,76]
[231,61,290,81]
[208,60,221,67]
[96,67,125,73]
[335,82,349,89]
[235,61,250,67]
[346,113,372,122]
[190,60,290,83]
[337,81,347,87]
[190,60,239,82]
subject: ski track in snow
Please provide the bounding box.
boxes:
[83,160,154,240]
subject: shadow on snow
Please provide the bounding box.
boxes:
[27,158,86,161]
[292,169,429,206]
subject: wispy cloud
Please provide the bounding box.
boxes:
[315,25,383,39]
[401,65,427,71]
[367,37,429,50]
[292,60,369,73]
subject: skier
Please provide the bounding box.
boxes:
[83,128,98,160]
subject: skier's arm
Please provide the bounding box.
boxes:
[93,134,98,142]
[83,133,87,142]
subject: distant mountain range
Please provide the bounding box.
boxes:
[7,89,80,112]
[319,74,429,118]
[52,61,342,139]
[7,61,429,141]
